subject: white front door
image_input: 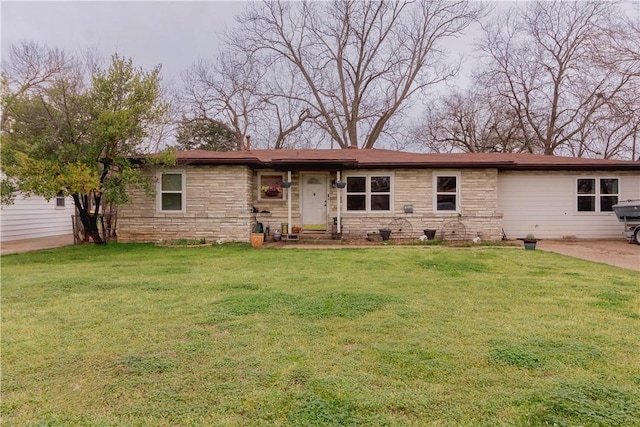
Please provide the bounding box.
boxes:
[301,174,328,231]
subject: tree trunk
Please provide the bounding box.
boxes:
[72,194,105,245]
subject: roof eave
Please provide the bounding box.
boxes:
[358,161,515,169]
[502,164,640,172]
[269,158,359,170]
[176,157,267,167]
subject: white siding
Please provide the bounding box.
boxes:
[498,171,640,239]
[0,195,75,242]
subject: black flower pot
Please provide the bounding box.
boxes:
[379,229,391,241]
[423,229,437,240]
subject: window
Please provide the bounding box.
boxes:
[600,179,619,211]
[56,191,65,208]
[258,173,286,200]
[434,174,459,212]
[345,174,391,212]
[577,178,619,212]
[159,172,185,212]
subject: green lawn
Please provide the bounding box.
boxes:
[1,243,639,426]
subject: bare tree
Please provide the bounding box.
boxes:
[612,8,640,76]
[256,62,322,149]
[179,50,264,150]
[603,9,640,159]
[179,45,321,150]
[1,42,78,132]
[477,1,639,158]
[2,41,76,96]
[413,88,525,153]
[229,0,482,149]
[571,91,640,159]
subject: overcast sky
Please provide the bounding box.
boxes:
[1,1,248,85]
[2,1,520,92]
[3,1,639,85]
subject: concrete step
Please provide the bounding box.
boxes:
[290,232,342,245]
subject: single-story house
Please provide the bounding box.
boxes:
[118,149,640,243]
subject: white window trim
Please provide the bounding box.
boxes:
[55,192,66,209]
[576,176,620,213]
[342,171,394,213]
[433,171,461,214]
[157,170,186,213]
[257,171,286,201]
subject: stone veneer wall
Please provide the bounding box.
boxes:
[119,166,504,243]
[339,168,503,241]
[118,165,254,243]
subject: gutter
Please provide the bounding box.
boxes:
[498,164,640,172]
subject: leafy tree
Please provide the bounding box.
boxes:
[2,46,171,244]
[175,117,236,151]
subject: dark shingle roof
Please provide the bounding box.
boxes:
[174,149,640,171]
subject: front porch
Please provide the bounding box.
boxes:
[252,170,347,237]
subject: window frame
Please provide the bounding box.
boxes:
[576,177,619,213]
[433,172,461,213]
[55,191,66,208]
[258,172,286,201]
[343,172,393,213]
[157,170,186,213]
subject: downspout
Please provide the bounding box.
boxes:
[287,170,292,234]
[336,171,341,234]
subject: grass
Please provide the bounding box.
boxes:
[1,243,639,426]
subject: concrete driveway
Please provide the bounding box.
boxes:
[537,239,640,271]
[0,234,74,256]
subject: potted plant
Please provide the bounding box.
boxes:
[379,228,392,241]
[523,234,538,250]
[281,181,292,189]
[335,181,346,189]
[261,182,282,197]
[250,223,265,248]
